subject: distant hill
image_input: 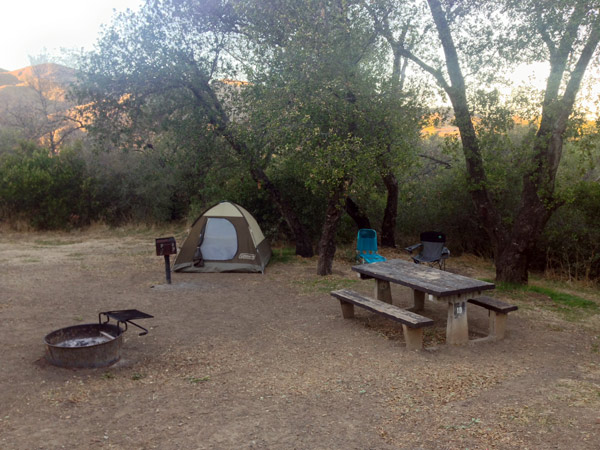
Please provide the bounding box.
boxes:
[0,63,76,110]
[6,63,76,84]
[0,63,81,149]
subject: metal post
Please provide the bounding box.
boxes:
[156,236,176,285]
[164,254,172,284]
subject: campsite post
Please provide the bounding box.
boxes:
[155,237,177,284]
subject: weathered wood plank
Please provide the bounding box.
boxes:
[330,289,434,328]
[352,259,495,298]
[468,296,518,313]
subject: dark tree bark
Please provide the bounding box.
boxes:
[317,181,349,275]
[380,170,398,247]
[365,16,410,249]
[345,197,371,230]
[249,166,314,257]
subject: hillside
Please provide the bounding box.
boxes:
[0,63,81,148]
[0,63,76,110]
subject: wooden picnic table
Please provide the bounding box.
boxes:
[352,259,495,345]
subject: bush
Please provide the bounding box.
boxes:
[538,182,600,281]
[0,142,95,228]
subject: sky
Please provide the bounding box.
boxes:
[0,0,144,71]
[0,1,597,115]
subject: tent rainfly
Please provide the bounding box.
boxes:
[173,201,271,273]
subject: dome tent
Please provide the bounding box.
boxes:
[173,201,271,273]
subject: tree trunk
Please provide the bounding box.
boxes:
[345,197,371,230]
[317,183,347,275]
[249,167,314,257]
[494,249,529,284]
[380,171,398,247]
[494,194,548,284]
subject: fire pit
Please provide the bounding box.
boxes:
[44,309,153,369]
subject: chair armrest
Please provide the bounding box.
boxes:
[404,243,422,254]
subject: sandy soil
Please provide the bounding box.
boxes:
[1,229,599,449]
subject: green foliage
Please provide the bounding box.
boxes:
[187,375,210,384]
[0,138,212,229]
[395,134,488,254]
[539,181,600,280]
[3,0,598,284]
[240,0,397,198]
[0,142,94,228]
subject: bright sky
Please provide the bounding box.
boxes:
[0,0,144,71]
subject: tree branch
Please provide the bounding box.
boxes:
[418,152,452,168]
[543,6,587,103]
[366,2,451,93]
[557,21,600,128]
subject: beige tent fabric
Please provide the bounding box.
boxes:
[204,202,243,217]
[173,202,271,273]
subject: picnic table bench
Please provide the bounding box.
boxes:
[330,289,434,350]
[468,296,518,340]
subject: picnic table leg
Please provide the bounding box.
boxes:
[402,325,424,351]
[445,295,469,345]
[374,279,392,304]
[339,300,355,319]
[488,311,507,340]
[412,290,425,312]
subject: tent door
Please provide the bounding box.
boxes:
[200,218,238,260]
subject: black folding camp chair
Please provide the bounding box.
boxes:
[405,231,450,270]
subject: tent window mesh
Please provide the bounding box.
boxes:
[200,218,238,260]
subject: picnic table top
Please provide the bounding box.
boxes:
[352,259,495,298]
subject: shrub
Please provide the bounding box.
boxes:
[0,142,95,228]
[538,182,600,281]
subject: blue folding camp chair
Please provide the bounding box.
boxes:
[356,229,386,264]
[405,231,450,270]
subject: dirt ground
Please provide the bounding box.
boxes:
[1,228,599,450]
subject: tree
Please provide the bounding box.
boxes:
[238,0,374,274]
[75,0,314,256]
[368,0,600,283]
[237,0,424,273]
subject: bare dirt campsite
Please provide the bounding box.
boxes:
[1,229,599,449]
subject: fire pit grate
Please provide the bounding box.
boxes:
[99,309,154,336]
